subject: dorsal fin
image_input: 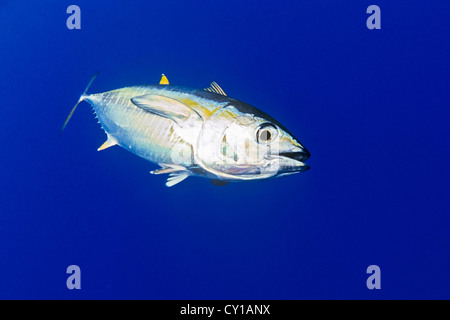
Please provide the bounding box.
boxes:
[159,74,169,85]
[204,81,227,96]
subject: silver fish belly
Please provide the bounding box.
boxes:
[65,74,310,187]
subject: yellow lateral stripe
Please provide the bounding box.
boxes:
[178,98,214,118]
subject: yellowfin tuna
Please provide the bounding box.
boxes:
[62,73,310,187]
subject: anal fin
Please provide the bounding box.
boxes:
[98,133,118,151]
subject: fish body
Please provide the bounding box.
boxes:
[68,74,310,186]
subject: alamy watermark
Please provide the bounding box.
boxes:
[367,5,381,30]
[66,265,81,290]
[66,5,81,30]
[366,265,381,289]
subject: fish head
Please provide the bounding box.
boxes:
[196,103,310,180]
[254,121,311,177]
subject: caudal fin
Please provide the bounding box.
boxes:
[59,71,99,134]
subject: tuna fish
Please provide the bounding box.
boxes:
[61,73,310,186]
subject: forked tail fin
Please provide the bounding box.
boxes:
[59,71,99,134]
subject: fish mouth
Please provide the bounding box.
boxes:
[274,149,310,173]
[279,150,310,162]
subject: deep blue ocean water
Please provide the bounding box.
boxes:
[0,0,449,299]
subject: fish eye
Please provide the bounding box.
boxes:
[256,123,278,144]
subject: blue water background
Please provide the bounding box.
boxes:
[0,0,449,299]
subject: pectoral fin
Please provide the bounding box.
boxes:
[131,94,192,125]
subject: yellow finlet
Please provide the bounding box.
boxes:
[98,134,118,151]
[159,74,169,85]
